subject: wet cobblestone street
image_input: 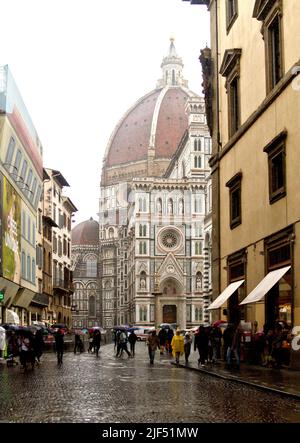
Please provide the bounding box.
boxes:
[0,343,300,423]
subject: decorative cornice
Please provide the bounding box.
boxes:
[219,49,242,78]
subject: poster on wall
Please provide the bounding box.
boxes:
[2,176,21,284]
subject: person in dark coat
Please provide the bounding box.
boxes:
[34,329,44,363]
[194,326,208,366]
[128,331,138,357]
[158,328,167,354]
[166,328,174,354]
[55,329,64,365]
[92,330,101,357]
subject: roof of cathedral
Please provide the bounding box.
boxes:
[72,217,99,245]
[103,39,200,170]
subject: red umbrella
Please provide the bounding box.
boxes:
[212,320,227,327]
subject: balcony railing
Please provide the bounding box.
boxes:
[53,278,73,292]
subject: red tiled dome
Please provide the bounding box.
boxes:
[72,217,99,245]
[105,86,197,168]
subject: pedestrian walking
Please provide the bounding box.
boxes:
[93,330,101,357]
[128,331,138,356]
[226,325,241,369]
[0,326,6,359]
[184,331,193,364]
[146,330,160,365]
[171,330,184,365]
[210,325,222,363]
[116,331,131,358]
[158,328,167,354]
[33,328,44,364]
[166,328,174,354]
[55,328,64,365]
[194,326,208,366]
[88,333,94,353]
[19,332,35,371]
[74,333,84,354]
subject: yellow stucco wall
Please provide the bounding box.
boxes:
[216,0,300,328]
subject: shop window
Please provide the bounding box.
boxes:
[264,130,287,204]
[265,228,293,327]
[227,249,247,324]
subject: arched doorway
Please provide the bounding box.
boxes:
[159,277,183,326]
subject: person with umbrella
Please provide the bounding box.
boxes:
[184,331,193,364]
[146,330,160,365]
[128,330,138,357]
[194,326,208,367]
[116,330,131,358]
[158,327,167,355]
[55,328,64,365]
[33,328,44,364]
[92,329,101,357]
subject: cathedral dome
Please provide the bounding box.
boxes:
[101,39,200,186]
[72,217,99,245]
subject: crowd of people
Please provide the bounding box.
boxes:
[0,327,46,370]
[0,320,293,371]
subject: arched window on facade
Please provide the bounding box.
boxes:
[139,224,147,237]
[89,295,96,317]
[194,139,201,151]
[194,155,201,168]
[195,306,203,322]
[108,227,114,239]
[195,241,202,256]
[139,306,147,322]
[86,257,97,277]
[194,196,202,213]
[172,69,175,85]
[139,197,146,212]
[139,241,147,255]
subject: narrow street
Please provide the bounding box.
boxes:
[0,343,299,423]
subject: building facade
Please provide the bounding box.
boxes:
[44,169,77,327]
[188,0,300,330]
[0,65,43,325]
[71,218,101,329]
[99,40,212,329]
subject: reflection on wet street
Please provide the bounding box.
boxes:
[0,343,299,423]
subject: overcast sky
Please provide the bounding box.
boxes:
[0,0,210,226]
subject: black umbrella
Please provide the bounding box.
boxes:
[1,323,20,331]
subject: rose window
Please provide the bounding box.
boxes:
[161,231,178,249]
